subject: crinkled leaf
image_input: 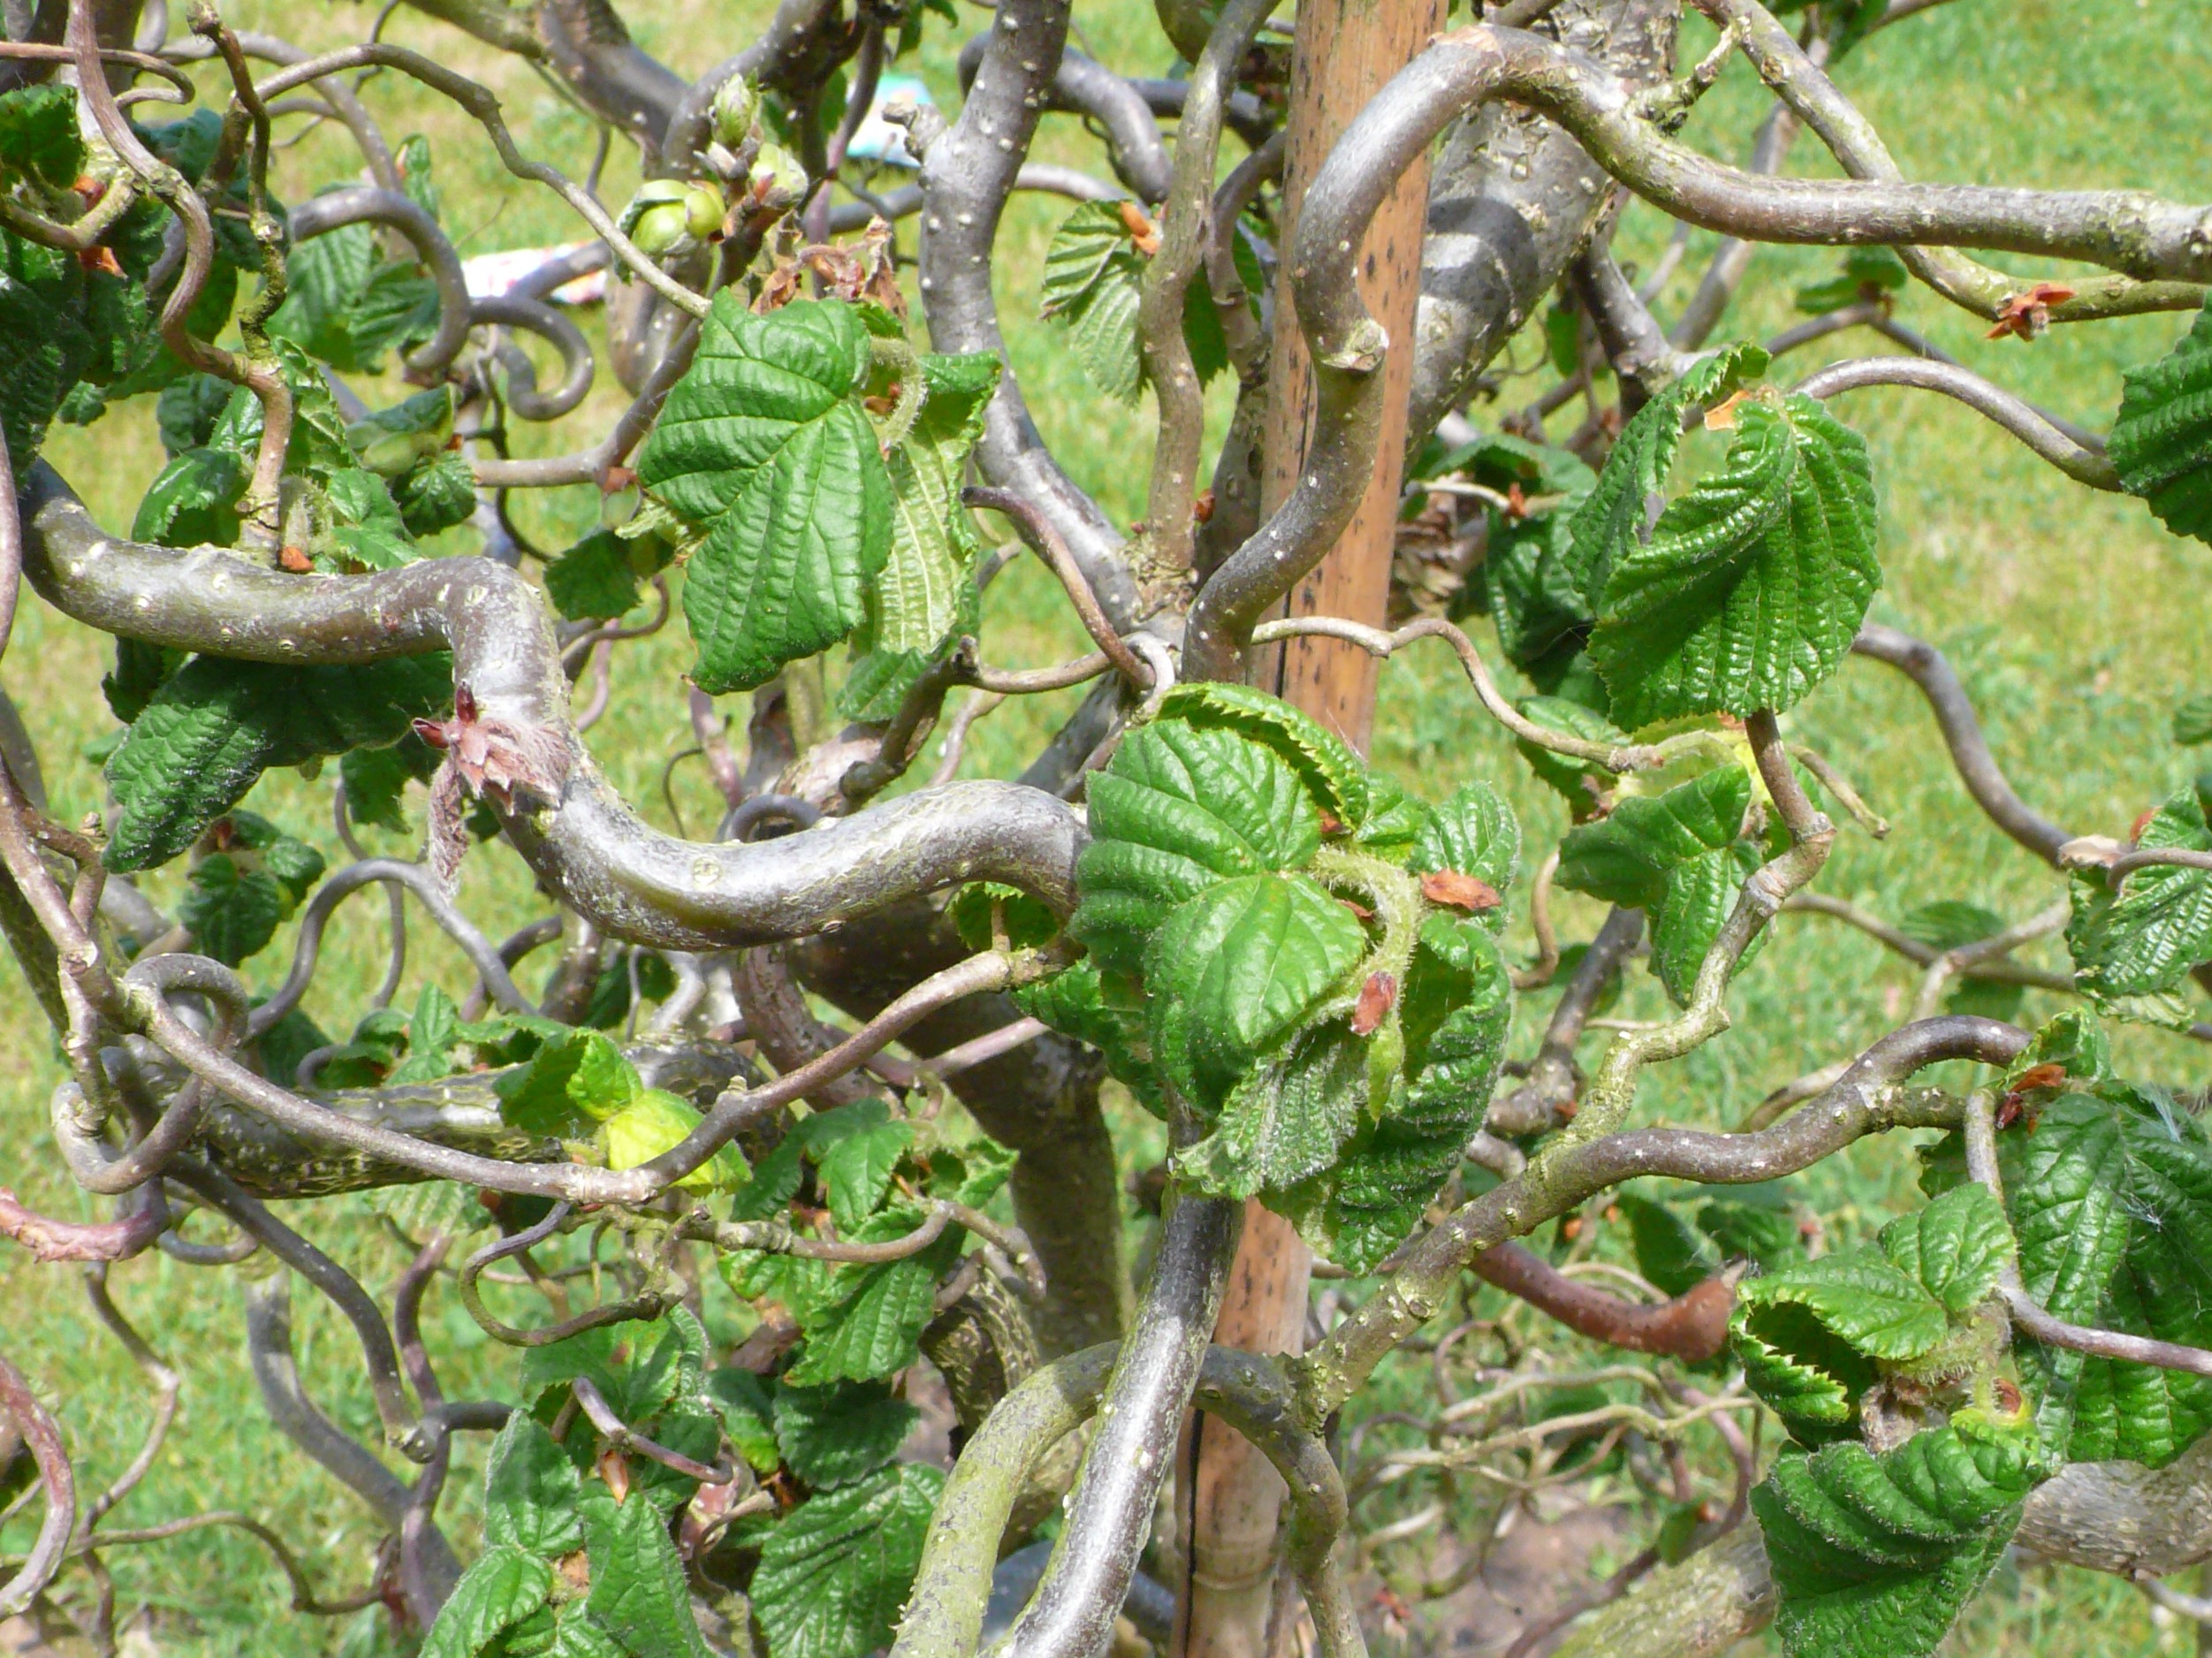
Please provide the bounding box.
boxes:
[1558,764,1763,1001]
[772,1380,917,1488]
[420,1548,551,1658]
[133,446,246,547]
[1558,343,1769,618]
[637,294,893,692]
[842,350,997,719]
[483,1413,586,1556]
[1180,1024,1369,1200]
[806,1099,913,1229]
[1409,781,1519,929]
[548,530,658,621]
[340,734,441,833]
[1984,1089,2212,1465]
[1737,1249,1948,1362]
[1152,682,1372,831]
[1514,695,1628,806]
[582,1487,712,1658]
[103,653,451,870]
[787,1217,959,1385]
[2174,693,2212,746]
[1014,958,1163,1118]
[1144,871,1366,1115]
[496,1030,640,1136]
[751,1463,940,1658]
[1878,1183,2012,1318]
[2109,294,2212,546]
[0,86,84,188]
[1071,719,1320,977]
[1754,1417,2044,1658]
[1793,247,1908,314]
[1589,394,1880,729]
[703,1368,781,1473]
[2067,785,2212,998]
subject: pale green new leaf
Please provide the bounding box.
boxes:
[636,295,893,692]
[1589,394,1880,729]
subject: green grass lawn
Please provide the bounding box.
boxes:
[3,0,2209,1650]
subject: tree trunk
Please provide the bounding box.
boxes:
[1176,3,1441,1654]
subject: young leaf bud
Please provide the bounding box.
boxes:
[749,143,807,212]
[711,74,761,148]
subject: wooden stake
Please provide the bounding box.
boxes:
[1178,2,1442,1654]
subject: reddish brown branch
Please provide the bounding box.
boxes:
[1469,1243,1737,1363]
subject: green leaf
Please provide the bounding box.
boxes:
[483,1413,586,1556]
[786,1219,960,1385]
[772,1380,917,1488]
[1793,247,1908,314]
[0,230,103,467]
[1151,682,1372,831]
[395,452,478,539]
[1144,872,1366,1115]
[946,881,1060,953]
[2109,294,2212,546]
[703,1368,781,1473]
[1987,1090,2212,1465]
[1071,719,1320,977]
[751,1464,941,1658]
[1878,1183,2013,1318]
[1617,1192,1721,1297]
[601,1090,746,1191]
[133,446,246,547]
[209,338,355,483]
[842,350,998,719]
[1409,781,1519,927]
[1557,764,1762,1001]
[420,1548,552,1658]
[1179,1024,1369,1200]
[0,86,84,189]
[1558,343,1769,620]
[179,853,285,966]
[1899,901,2025,1020]
[1296,918,1511,1274]
[103,653,452,871]
[157,373,232,458]
[1755,1416,2044,1658]
[1589,394,1880,729]
[1514,695,1628,806]
[340,734,441,833]
[2174,693,2212,746]
[2067,785,2212,998]
[1014,958,1164,1118]
[807,1100,914,1230]
[496,1030,640,1136]
[636,294,893,693]
[546,530,667,623]
[1040,202,1145,404]
[269,218,439,375]
[582,1489,712,1658]
[1737,1249,1949,1361]
[178,818,323,967]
